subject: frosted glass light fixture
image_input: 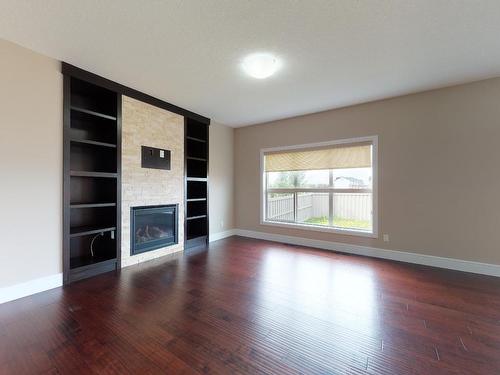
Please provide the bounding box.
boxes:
[241,53,281,79]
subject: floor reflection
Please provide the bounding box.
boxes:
[256,246,378,336]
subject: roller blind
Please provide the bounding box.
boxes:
[264,143,372,172]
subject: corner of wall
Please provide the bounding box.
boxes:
[209,122,235,237]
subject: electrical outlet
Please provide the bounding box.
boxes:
[383,234,389,242]
[220,220,224,228]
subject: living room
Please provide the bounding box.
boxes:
[1,2,500,374]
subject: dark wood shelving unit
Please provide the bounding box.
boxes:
[70,256,117,271]
[186,156,207,162]
[70,105,118,121]
[70,138,117,148]
[62,62,211,282]
[70,203,116,209]
[70,226,117,238]
[186,136,207,143]
[70,171,118,178]
[63,75,121,284]
[185,118,209,249]
[186,215,207,221]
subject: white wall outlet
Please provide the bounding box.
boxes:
[220,220,224,228]
[383,234,389,242]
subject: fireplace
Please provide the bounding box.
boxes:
[130,204,178,255]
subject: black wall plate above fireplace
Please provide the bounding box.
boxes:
[141,146,171,170]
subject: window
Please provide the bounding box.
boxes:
[261,136,377,237]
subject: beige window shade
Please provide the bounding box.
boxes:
[265,143,372,172]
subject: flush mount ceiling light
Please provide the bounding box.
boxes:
[241,53,281,79]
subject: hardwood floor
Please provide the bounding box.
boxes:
[1,236,500,374]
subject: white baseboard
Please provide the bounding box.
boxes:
[233,229,500,277]
[209,229,238,242]
[0,273,63,304]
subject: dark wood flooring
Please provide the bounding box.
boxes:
[1,236,500,374]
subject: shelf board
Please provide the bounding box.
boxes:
[70,203,116,209]
[186,136,207,143]
[187,198,207,202]
[70,138,117,148]
[70,256,117,271]
[186,177,207,182]
[186,156,207,162]
[185,235,208,249]
[186,215,207,221]
[70,225,116,238]
[70,171,117,178]
[71,106,117,121]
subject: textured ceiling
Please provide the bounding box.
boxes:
[1,1,500,126]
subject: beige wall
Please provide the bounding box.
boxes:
[0,39,63,287]
[209,122,234,235]
[234,78,500,265]
[121,96,184,267]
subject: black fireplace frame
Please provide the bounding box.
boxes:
[130,204,178,255]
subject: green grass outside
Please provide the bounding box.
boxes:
[304,216,371,230]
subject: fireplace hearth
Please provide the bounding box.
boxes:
[131,204,178,255]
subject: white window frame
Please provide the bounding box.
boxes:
[260,135,378,238]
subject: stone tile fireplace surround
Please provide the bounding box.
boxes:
[121,96,184,267]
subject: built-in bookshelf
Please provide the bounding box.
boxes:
[63,75,121,284]
[62,62,210,282]
[185,118,209,248]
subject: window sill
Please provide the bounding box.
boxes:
[261,220,378,238]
